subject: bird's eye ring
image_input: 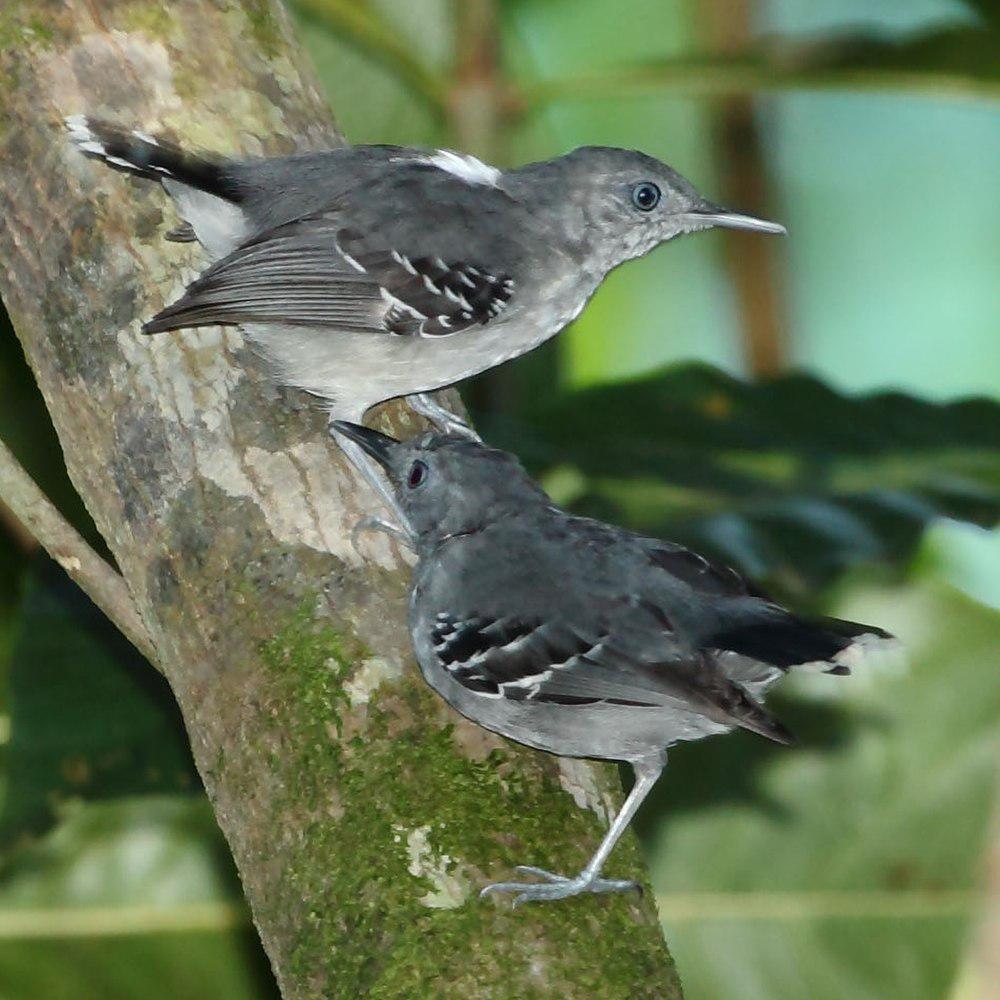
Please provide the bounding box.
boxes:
[407,460,428,489]
[632,182,661,212]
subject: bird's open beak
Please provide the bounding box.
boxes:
[682,202,787,235]
[330,421,399,471]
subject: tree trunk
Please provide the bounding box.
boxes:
[0,2,682,997]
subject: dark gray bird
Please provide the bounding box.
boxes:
[332,422,894,905]
[65,116,784,523]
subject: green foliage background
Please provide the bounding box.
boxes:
[0,1,998,997]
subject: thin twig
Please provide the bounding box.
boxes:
[0,437,158,666]
[292,0,449,119]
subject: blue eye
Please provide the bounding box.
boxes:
[632,182,661,211]
[408,460,428,489]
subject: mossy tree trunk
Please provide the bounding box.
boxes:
[0,2,682,996]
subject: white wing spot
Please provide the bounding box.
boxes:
[426,150,501,188]
[104,155,136,170]
[421,273,443,295]
[133,130,159,146]
[443,286,472,310]
[334,236,366,273]
[379,287,425,320]
[391,250,419,275]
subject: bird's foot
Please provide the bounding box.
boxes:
[408,394,481,441]
[480,866,640,906]
[434,414,480,441]
[351,515,414,555]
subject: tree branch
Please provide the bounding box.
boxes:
[518,30,1000,112]
[699,0,788,378]
[0,436,157,665]
[0,1,680,996]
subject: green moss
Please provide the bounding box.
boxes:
[118,3,176,40]
[256,605,680,999]
[0,9,56,52]
[260,605,357,738]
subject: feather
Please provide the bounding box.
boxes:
[143,216,513,336]
[430,613,793,744]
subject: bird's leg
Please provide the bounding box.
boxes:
[408,392,480,440]
[333,432,415,552]
[481,754,665,906]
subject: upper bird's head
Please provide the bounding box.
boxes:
[509,146,785,269]
[332,423,549,544]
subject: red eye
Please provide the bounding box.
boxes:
[408,460,428,489]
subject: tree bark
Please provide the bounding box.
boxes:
[0,2,682,997]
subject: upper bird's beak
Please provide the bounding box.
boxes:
[681,201,787,236]
[330,421,399,472]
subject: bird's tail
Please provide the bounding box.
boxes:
[64,115,243,203]
[712,612,897,676]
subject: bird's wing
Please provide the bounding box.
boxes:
[643,541,766,599]
[429,612,791,744]
[145,183,517,336]
[641,540,890,672]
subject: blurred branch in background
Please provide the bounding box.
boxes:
[698,0,788,377]
[517,22,1000,108]
[291,2,1000,115]
[448,0,504,157]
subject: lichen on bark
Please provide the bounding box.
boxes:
[0,1,682,996]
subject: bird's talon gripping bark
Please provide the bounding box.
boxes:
[482,867,640,905]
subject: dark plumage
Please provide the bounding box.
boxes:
[332,423,895,904]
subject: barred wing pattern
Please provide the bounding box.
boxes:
[144,215,513,337]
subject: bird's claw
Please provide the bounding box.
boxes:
[480,866,640,906]
[408,394,481,441]
[436,417,480,441]
[350,515,414,554]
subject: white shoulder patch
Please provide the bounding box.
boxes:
[425,149,501,188]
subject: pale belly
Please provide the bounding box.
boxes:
[243,285,594,420]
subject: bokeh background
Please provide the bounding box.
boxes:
[1,1,998,997]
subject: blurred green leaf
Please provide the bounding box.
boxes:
[292,0,450,124]
[523,23,1000,108]
[0,560,198,843]
[0,796,275,1000]
[476,364,1000,598]
[642,580,998,1000]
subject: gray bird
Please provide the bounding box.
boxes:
[65,116,784,526]
[332,421,894,905]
